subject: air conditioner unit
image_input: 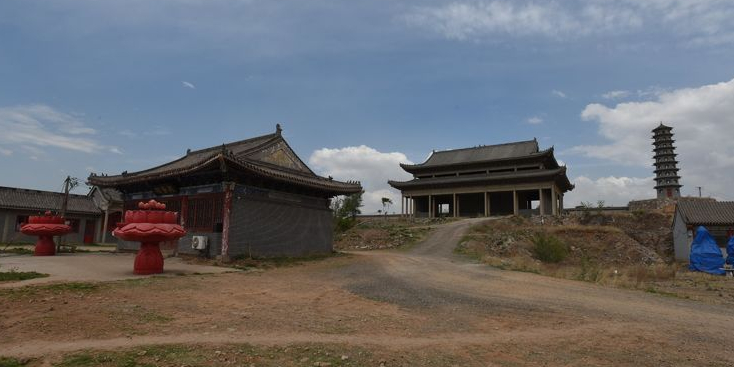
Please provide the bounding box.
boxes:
[191,236,208,250]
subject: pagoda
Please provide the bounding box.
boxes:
[652,123,682,199]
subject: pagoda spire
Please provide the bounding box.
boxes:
[652,123,681,199]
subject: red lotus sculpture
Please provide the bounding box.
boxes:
[20,211,72,256]
[113,200,186,275]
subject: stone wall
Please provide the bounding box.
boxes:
[227,189,333,258]
[628,197,716,213]
[0,210,100,244]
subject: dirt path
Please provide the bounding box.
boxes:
[2,218,733,365]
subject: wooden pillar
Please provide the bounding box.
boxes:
[484,192,489,217]
[401,196,405,217]
[453,193,457,218]
[513,190,519,216]
[220,182,235,262]
[428,195,433,218]
[559,194,564,213]
[101,208,110,244]
[1,213,11,243]
[539,188,544,216]
[551,186,558,215]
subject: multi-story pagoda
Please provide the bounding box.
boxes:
[652,123,682,199]
[388,139,574,217]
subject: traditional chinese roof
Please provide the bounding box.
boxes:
[0,186,100,215]
[675,200,734,226]
[388,167,574,192]
[88,125,362,197]
[399,139,559,174]
[652,122,673,133]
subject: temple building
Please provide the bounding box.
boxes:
[652,123,682,199]
[88,125,362,259]
[388,139,573,217]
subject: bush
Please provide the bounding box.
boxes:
[334,217,357,233]
[531,233,568,263]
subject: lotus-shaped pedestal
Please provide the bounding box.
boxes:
[20,211,72,256]
[113,200,186,275]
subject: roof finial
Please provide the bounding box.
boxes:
[276,123,282,135]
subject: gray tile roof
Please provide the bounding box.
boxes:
[408,140,540,168]
[676,200,734,226]
[88,128,362,196]
[389,167,574,192]
[0,186,100,215]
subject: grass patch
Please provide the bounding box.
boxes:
[52,342,472,367]
[0,356,30,367]
[228,252,344,270]
[0,247,33,255]
[531,233,568,263]
[0,270,49,282]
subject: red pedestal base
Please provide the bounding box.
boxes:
[34,235,57,256]
[134,242,164,275]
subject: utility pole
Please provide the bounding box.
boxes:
[697,186,702,198]
[57,176,71,252]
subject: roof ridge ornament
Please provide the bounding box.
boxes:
[276,123,283,135]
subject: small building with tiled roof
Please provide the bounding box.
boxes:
[673,200,734,261]
[0,186,102,244]
[88,125,362,259]
[389,139,573,218]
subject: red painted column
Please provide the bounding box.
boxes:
[180,196,189,229]
[220,182,234,262]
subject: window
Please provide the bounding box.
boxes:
[187,196,223,232]
[15,215,28,231]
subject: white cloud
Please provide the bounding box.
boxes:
[0,104,116,154]
[602,90,630,100]
[404,0,734,45]
[309,145,413,214]
[0,147,12,156]
[565,175,654,207]
[552,90,567,98]
[572,77,734,200]
[527,116,543,124]
[182,81,196,89]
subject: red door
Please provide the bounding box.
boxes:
[84,220,96,244]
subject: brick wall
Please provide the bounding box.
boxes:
[227,189,333,258]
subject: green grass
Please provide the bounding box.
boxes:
[0,270,49,282]
[0,356,30,367]
[531,233,568,263]
[0,247,33,255]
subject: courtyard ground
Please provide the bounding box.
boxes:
[1,219,733,366]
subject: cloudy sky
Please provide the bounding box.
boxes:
[1,0,733,213]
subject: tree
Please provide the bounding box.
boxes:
[381,197,393,216]
[339,191,363,219]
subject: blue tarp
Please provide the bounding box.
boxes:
[689,226,725,275]
[727,236,734,266]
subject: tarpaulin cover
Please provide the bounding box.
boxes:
[689,226,725,275]
[727,236,734,266]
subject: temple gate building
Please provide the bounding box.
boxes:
[88,125,362,259]
[652,123,682,199]
[389,139,573,218]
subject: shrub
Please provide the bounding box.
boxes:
[334,217,357,233]
[531,233,568,263]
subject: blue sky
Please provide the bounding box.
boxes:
[1,0,734,213]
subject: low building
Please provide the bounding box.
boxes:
[0,186,102,244]
[672,201,734,261]
[389,139,574,217]
[88,125,362,259]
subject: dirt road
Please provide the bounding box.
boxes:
[2,219,733,366]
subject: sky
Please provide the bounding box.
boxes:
[1,0,734,214]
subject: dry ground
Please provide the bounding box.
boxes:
[1,219,733,366]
